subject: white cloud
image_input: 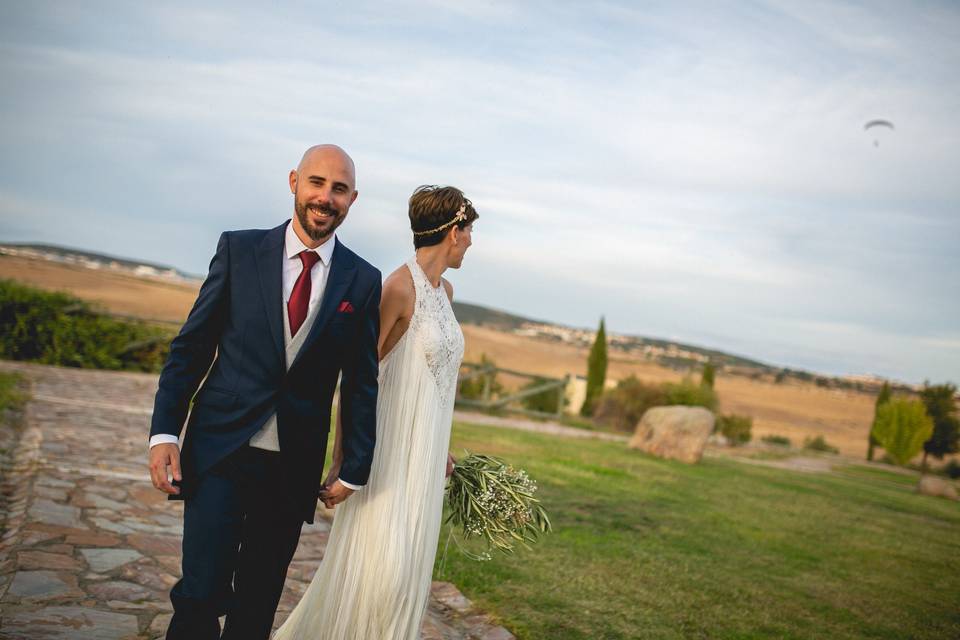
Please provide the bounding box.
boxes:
[0,0,957,383]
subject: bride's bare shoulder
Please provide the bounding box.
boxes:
[382,264,415,308]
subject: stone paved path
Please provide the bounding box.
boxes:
[0,362,514,640]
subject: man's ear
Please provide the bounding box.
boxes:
[289,170,298,194]
[449,225,460,246]
[350,190,359,206]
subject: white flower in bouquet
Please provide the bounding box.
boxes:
[444,452,551,562]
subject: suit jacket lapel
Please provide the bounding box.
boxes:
[255,222,287,363]
[290,238,358,371]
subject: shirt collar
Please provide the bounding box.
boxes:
[285,220,335,266]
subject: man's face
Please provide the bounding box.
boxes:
[290,150,358,244]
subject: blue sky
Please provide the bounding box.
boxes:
[1,1,958,384]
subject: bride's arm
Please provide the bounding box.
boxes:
[441,277,457,478]
[323,391,345,489]
[378,269,415,361]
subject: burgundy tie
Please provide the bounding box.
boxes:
[288,250,321,336]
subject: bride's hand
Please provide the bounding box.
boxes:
[445,453,456,478]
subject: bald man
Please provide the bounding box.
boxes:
[148,145,381,640]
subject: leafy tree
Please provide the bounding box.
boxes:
[919,382,960,472]
[580,317,608,416]
[663,378,718,412]
[701,361,716,389]
[872,398,934,466]
[867,381,892,461]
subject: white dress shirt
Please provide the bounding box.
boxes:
[149,222,361,490]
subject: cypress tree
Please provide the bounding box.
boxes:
[701,361,716,389]
[580,317,608,416]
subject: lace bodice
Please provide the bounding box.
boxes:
[404,257,464,407]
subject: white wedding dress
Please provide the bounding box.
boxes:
[273,257,465,640]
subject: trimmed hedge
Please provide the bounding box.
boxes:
[0,280,172,372]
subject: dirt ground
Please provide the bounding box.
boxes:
[2,254,880,457]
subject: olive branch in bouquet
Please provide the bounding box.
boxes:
[441,452,551,568]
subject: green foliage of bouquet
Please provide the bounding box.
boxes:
[444,453,551,561]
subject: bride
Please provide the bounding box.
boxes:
[273,185,477,640]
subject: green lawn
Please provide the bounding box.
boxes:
[434,421,960,640]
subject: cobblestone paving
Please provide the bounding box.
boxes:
[0,362,514,640]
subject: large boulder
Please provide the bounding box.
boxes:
[628,406,715,464]
[917,475,959,501]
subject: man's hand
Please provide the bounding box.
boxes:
[319,479,354,509]
[446,453,456,478]
[149,443,181,495]
[322,462,342,494]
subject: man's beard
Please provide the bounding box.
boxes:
[295,200,345,242]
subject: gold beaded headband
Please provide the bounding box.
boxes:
[412,202,468,237]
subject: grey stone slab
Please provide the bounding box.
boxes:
[28,499,82,528]
[34,485,70,501]
[88,579,154,602]
[80,492,130,512]
[84,485,128,501]
[8,571,80,599]
[89,517,135,535]
[3,605,140,639]
[36,477,74,489]
[81,548,143,573]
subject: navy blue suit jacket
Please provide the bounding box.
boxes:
[150,222,381,523]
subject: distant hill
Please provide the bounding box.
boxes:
[1,241,911,393]
[451,301,545,330]
[0,243,201,282]
[457,300,769,371]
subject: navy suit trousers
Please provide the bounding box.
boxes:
[166,445,304,640]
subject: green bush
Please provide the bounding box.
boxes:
[520,377,564,414]
[593,375,722,432]
[663,378,718,411]
[458,354,504,401]
[717,414,752,445]
[0,280,172,372]
[803,435,839,454]
[761,434,792,447]
[593,375,667,432]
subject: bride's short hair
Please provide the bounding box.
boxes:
[409,185,479,249]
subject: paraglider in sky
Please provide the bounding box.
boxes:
[864,119,894,147]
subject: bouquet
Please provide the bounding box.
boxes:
[443,452,551,562]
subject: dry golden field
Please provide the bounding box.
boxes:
[461,324,875,455]
[0,254,199,324]
[3,254,878,456]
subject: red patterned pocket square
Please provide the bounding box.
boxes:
[337,301,355,313]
